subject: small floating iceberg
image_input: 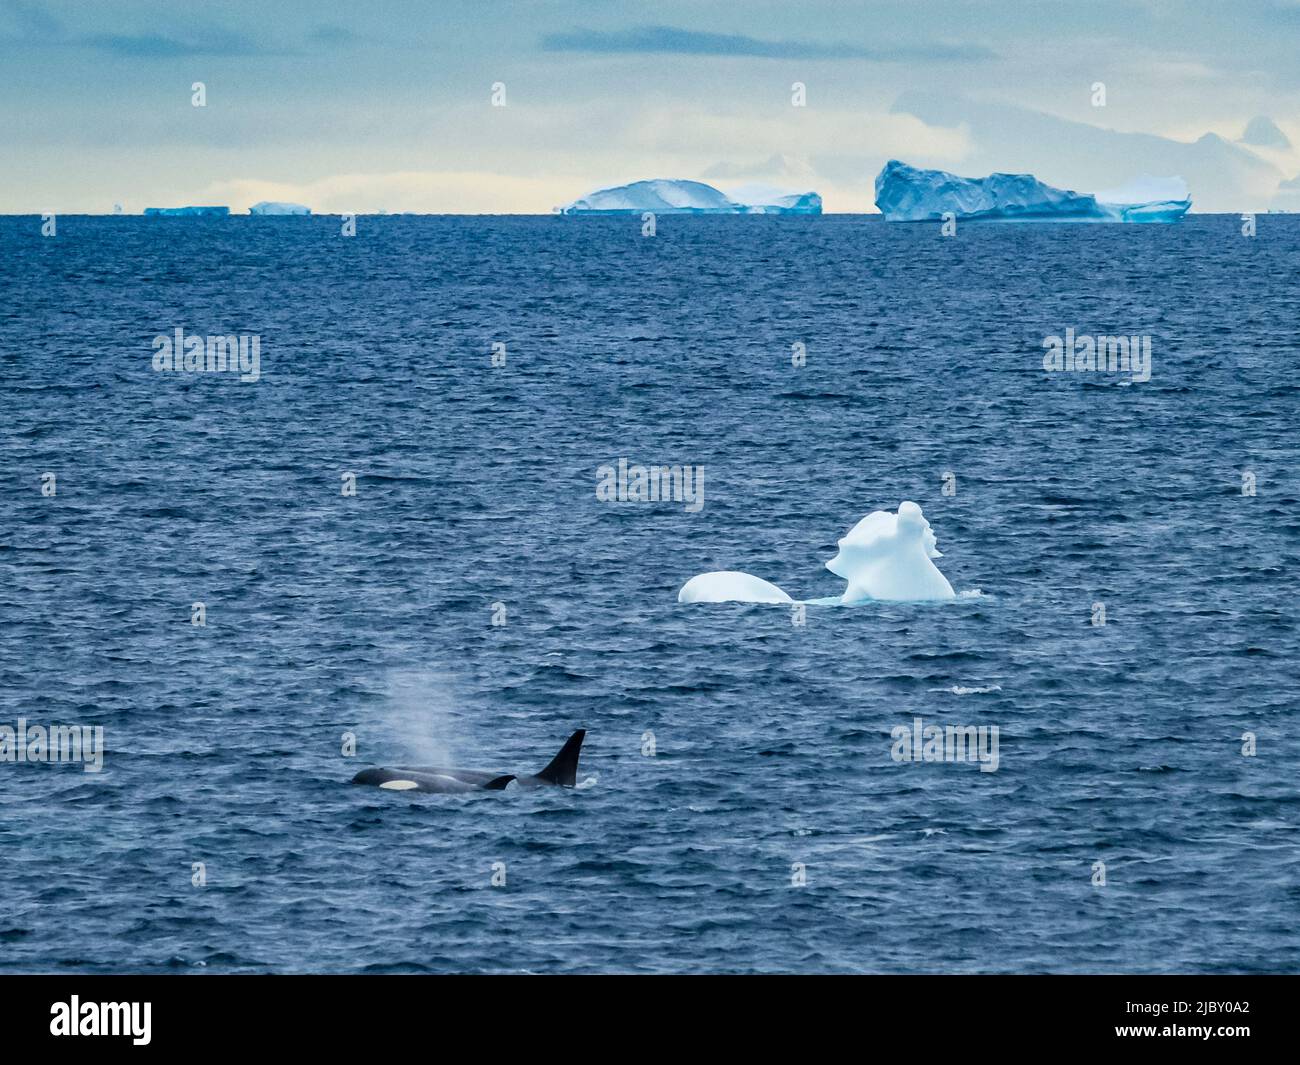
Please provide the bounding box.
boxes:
[560,178,821,215]
[677,571,794,605]
[828,503,954,602]
[874,160,1190,223]
[249,201,311,215]
[143,206,230,217]
[679,501,956,606]
[722,184,823,214]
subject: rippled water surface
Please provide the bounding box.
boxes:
[1,215,1297,973]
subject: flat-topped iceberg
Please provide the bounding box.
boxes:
[249,201,311,215]
[143,206,230,217]
[722,183,823,214]
[874,160,1190,222]
[679,501,956,606]
[754,191,820,213]
[560,178,821,215]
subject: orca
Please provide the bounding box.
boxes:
[351,729,586,794]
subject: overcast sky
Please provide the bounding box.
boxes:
[2,0,1298,212]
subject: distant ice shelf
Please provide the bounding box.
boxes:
[143,206,230,217]
[874,160,1191,223]
[249,201,311,216]
[559,179,821,215]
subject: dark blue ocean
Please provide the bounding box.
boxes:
[2,214,1297,974]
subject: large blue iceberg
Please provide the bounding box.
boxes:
[874,160,1190,222]
[143,206,230,217]
[560,179,821,215]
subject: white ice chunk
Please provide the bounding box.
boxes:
[677,571,793,604]
[825,501,955,602]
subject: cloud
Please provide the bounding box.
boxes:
[81,29,266,58]
[541,25,995,62]
[308,25,360,48]
[3,0,61,37]
[1,3,351,57]
[701,154,817,182]
[1239,115,1292,149]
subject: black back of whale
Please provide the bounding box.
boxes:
[352,730,586,793]
[350,767,516,793]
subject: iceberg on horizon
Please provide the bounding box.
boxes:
[249,201,311,215]
[1271,174,1300,213]
[874,160,1190,223]
[560,178,821,215]
[722,183,824,214]
[143,206,230,217]
[679,501,956,606]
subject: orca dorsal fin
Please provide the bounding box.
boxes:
[485,775,516,791]
[534,730,586,786]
